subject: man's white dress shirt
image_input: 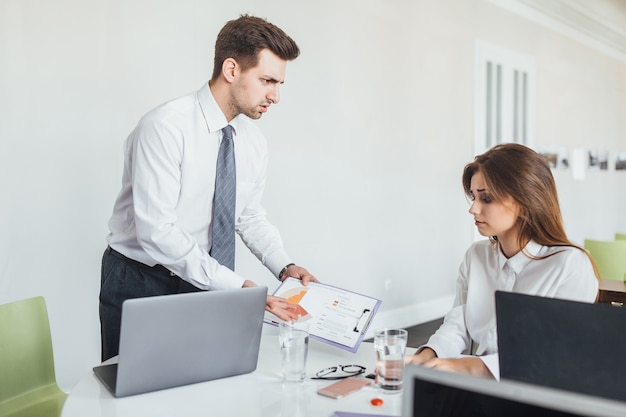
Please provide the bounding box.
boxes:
[107,83,291,290]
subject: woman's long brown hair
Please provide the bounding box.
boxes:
[462,143,599,279]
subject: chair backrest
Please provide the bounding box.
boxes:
[615,232,626,241]
[584,239,626,281]
[0,296,66,417]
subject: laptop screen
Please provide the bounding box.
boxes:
[496,291,626,402]
[402,365,626,417]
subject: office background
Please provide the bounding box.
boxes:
[1,0,625,390]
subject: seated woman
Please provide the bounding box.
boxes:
[409,143,599,379]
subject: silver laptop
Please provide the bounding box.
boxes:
[402,365,626,417]
[93,286,267,397]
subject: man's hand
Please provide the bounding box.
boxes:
[282,264,318,285]
[265,295,299,321]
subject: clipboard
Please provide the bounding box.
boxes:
[264,278,382,353]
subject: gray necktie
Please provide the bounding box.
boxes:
[210,125,236,270]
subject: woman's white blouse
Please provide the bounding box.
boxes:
[424,239,599,379]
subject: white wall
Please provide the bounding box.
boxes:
[1,0,625,391]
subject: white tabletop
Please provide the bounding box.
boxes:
[61,325,413,417]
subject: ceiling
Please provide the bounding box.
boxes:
[495,0,626,61]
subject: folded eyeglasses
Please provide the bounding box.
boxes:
[311,364,366,380]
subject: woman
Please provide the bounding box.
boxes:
[409,143,598,379]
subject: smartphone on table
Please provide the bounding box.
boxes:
[317,377,372,399]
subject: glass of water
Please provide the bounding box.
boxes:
[374,328,408,394]
[279,320,309,382]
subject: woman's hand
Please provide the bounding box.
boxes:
[421,357,493,378]
[408,348,493,378]
[407,347,437,365]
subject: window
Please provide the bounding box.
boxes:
[475,41,535,155]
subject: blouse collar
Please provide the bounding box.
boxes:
[499,240,543,275]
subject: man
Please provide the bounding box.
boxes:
[100,15,317,361]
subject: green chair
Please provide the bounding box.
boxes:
[584,239,626,281]
[615,232,626,241]
[0,297,67,417]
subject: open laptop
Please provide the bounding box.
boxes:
[93,286,267,397]
[402,365,626,417]
[496,291,626,402]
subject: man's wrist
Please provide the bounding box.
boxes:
[278,263,295,281]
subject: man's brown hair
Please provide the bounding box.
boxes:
[211,14,299,81]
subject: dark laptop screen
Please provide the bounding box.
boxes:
[496,291,626,402]
[410,377,578,417]
[403,365,626,417]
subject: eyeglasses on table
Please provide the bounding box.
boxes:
[311,364,366,380]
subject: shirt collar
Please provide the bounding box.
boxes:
[197,82,240,135]
[498,240,543,275]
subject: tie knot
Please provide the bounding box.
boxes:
[222,125,233,141]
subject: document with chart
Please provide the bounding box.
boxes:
[264,278,381,352]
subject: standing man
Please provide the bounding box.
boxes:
[100,15,317,361]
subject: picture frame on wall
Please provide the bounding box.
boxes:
[616,152,626,171]
[538,146,569,170]
[589,149,609,171]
